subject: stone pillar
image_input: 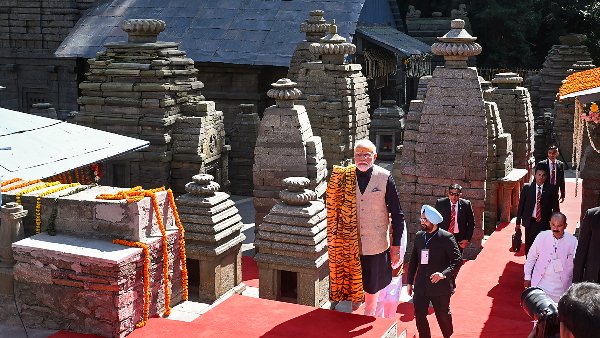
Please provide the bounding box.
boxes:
[369,100,405,161]
[296,20,370,170]
[287,10,329,82]
[76,19,226,191]
[176,174,245,303]
[0,203,28,294]
[553,61,596,166]
[229,104,260,195]
[532,34,593,161]
[396,19,486,259]
[255,177,328,307]
[253,78,327,227]
[489,73,535,178]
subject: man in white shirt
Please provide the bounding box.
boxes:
[524,212,577,302]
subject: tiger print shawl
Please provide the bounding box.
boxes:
[326,164,364,302]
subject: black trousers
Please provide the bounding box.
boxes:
[413,292,453,338]
[525,218,550,256]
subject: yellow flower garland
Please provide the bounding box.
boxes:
[113,239,150,328]
[35,183,81,234]
[15,181,60,205]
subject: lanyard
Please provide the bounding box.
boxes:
[423,230,438,248]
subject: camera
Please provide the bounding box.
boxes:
[520,287,560,338]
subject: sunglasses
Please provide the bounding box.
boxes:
[449,192,460,197]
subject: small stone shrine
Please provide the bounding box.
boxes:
[287,10,330,82]
[229,104,261,196]
[487,73,535,177]
[0,203,27,294]
[253,78,327,227]
[395,19,486,259]
[1,181,184,337]
[296,20,370,169]
[75,19,227,192]
[553,60,596,165]
[254,177,328,307]
[175,174,245,303]
[369,100,405,160]
[530,34,593,160]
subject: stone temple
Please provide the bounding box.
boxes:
[396,19,487,259]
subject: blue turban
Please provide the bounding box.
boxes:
[421,204,443,225]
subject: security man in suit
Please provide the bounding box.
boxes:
[537,145,566,203]
[573,206,600,283]
[408,205,462,338]
[516,165,560,256]
[435,184,475,252]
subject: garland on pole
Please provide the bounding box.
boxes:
[112,239,150,328]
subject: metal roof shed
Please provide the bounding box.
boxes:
[0,108,149,180]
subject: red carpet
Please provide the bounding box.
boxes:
[49,182,582,338]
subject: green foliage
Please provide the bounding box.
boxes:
[398,0,600,68]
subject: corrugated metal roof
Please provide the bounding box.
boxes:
[56,0,367,67]
[355,25,431,56]
[0,108,148,180]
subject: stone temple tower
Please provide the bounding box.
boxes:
[395,19,487,259]
[296,20,370,170]
[287,10,329,82]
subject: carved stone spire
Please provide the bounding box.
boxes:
[300,10,330,43]
[279,177,316,206]
[431,19,481,68]
[185,174,220,197]
[267,78,302,108]
[309,19,356,64]
[121,19,166,43]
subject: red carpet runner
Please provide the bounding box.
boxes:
[51,181,582,338]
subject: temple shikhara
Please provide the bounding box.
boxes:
[1,1,599,337]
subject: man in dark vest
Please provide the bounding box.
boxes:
[408,205,462,338]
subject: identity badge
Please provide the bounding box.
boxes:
[552,259,563,273]
[421,249,429,265]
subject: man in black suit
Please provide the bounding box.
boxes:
[537,145,566,203]
[408,205,462,338]
[573,206,600,283]
[516,165,560,256]
[435,184,475,252]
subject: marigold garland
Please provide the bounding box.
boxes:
[113,239,150,328]
[167,189,188,301]
[1,178,21,187]
[97,186,172,316]
[1,179,41,193]
[15,181,60,205]
[559,67,600,97]
[35,183,81,234]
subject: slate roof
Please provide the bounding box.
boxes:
[0,108,148,180]
[56,0,366,67]
[355,25,431,56]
